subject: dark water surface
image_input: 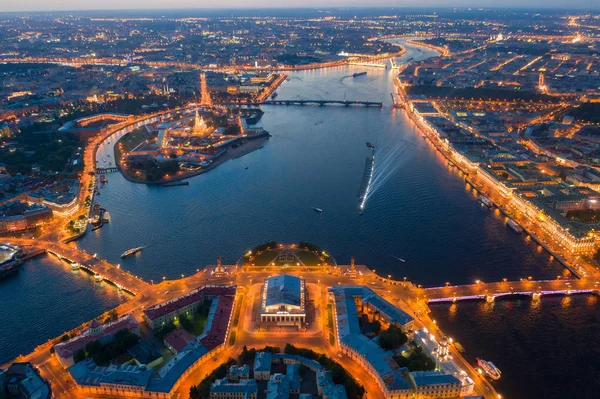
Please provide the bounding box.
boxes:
[430,296,600,399]
[0,255,126,363]
[77,43,565,287]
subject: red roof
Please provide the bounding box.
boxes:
[200,295,234,351]
[54,314,139,360]
[144,285,236,321]
[163,328,196,353]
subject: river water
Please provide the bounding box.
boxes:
[77,42,565,286]
[0,256,126,364]
[0,41,593,398]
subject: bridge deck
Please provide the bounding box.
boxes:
[423,278,599,303]
[260,99,383,107]
[17,240,154,296]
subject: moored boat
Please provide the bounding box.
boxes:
[477,358,501,380]
[507,219,523,233]
[479,195,493,208]
[312,207,323,213]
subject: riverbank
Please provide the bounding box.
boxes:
[396,79,583,279]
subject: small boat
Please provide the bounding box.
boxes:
[479,195,493,208]
[366,142,375,149]
[121,246,144,258]
[507,219,523,233]
[71,262,81,270]
[94,274,104,282]
[245,167,249,170]
[312,207,323,213]
[390,255,406,263]
[477,358,501,380]
[353,72,367,77]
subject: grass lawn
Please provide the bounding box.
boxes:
[189,314,207,336]
[176,313,208,337]
[114,128,149,163]
[250,250,278,266]
[233,297,243,327]
[295,250,322,266]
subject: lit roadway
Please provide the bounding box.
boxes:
[3,233,514,399]
[0,49,406,73]
[10,234,599,399]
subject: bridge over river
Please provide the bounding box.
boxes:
[422,278,600,303]
[260,99,383,107]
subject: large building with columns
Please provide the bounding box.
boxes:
[260,274,307,327]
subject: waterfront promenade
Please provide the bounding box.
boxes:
[7,235,600,399]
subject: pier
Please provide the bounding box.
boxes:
[260,99,383,107]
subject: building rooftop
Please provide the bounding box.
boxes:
[363,294,414,327]
[144,285,236,321]
[211,378,258,398]
[164,328,196,353]
[54,314,139,361]
[411,371,461,387]
[254,351,272,373]
[68,359,153,388]
[2,362,51,399]
[266,374,291,399]
[127,340,162,366]
[264,274,302,308]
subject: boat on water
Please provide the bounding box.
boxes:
[312,207,323,213]
[477,358,501,380]
[479,195,493,208]
[71,262,80,270]
[121,246,144,258]
[353,71,367,77]
[366,142,375,149]
[507,219,523,233]
[94,274,104,282]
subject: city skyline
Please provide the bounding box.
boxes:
[1,7,600,399]
[0,0,598,12]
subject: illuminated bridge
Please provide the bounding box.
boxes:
[422,278,600,304]
[260,99,383,107]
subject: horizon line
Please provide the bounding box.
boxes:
[0,5,598,14]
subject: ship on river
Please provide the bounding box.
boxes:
[121,246,144,258]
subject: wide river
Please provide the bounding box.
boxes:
[1,41,596,398]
